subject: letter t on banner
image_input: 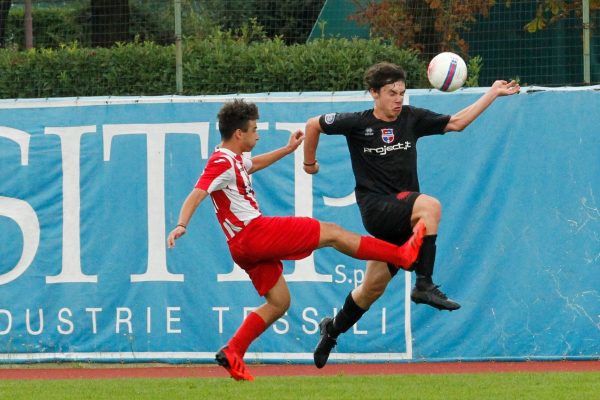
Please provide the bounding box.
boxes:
[103,123,209,282]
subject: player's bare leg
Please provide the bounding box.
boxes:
[216,277,291,381]
[255,276,291,326]
[313,259,396,368]
[352,260,393,309]
[410,195,460,311]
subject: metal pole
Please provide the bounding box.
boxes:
[24,0,33,49]
[582,0,591,85]
[174,0,183,94]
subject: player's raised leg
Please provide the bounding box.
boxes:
[318,221,426,269]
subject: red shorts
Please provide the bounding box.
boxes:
[227,216,321,296]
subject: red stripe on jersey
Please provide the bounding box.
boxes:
[210,190,247,239]
[233,158,259,212]
[196,154,231,192]
[195,149,261,240]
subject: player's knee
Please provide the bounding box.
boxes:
[417,195,442,222]
[270,296,291,316]
[430,198,442,221]
[282,296,291,313]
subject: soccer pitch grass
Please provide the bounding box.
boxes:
[1,372,598,400]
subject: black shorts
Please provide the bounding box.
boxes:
[356,191,421,276]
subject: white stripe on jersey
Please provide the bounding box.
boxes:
[222,218,237,237]
[196,148,261,240]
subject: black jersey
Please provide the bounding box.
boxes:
[319,106,450,195]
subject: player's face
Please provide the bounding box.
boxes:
[371,81,406,121]
[240,120,259,151]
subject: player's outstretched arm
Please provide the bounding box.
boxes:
[167,188,209,248]
[248,130,304,174]
[444,80,520,132]
[303,116,321,174]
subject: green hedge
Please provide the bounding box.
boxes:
[0,41,175,98]
[0,36,428,99]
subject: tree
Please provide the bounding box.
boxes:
[349,0,599,59]
[0,0,11,48]
[91,0,130,47]
[524,0,600,32]
[349,0,497,59]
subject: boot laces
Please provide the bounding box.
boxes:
[430,285,448,300]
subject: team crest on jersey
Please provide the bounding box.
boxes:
[324,113,336,124]
[381,128,395,144]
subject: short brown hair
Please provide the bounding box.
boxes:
[364,62,406,91]
[217,99,259,140]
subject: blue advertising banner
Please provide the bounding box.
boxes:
[0,88,598,363]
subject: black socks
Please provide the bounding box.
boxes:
[328,292,367,338]
[415,234,437,290]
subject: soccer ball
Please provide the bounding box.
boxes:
[427,52,467,92]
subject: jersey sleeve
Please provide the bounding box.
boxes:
[195,156,234,193]
[413,107,451,138]
[242,156,252,172]
[318,112,359,135]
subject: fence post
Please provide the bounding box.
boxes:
[583,0,591,84]
[24,0,32,49]
[174,0,183,94]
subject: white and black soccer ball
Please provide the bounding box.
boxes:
[427,52,468,92]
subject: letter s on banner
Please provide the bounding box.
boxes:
[0,196,40,285]
[0,127,39,285]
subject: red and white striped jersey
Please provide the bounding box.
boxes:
[195,148,261,240]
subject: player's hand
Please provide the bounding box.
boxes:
[492,80,520,96]
[287,130,305,153]
[303,162,319,174]
[167,226,186,248]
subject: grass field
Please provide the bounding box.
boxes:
[1,372,599,400]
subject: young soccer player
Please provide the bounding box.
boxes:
[303,62,520,368]
[167,99,426,381]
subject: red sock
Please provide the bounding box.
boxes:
[228,312,267,357]
[355,224,425,269]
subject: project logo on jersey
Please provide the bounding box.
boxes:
[381,128,395,144]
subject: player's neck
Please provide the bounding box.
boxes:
[219,141,243,156]
[373,107,399,122]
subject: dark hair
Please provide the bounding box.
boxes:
[364,62,406,91]
[217,99,259,140]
